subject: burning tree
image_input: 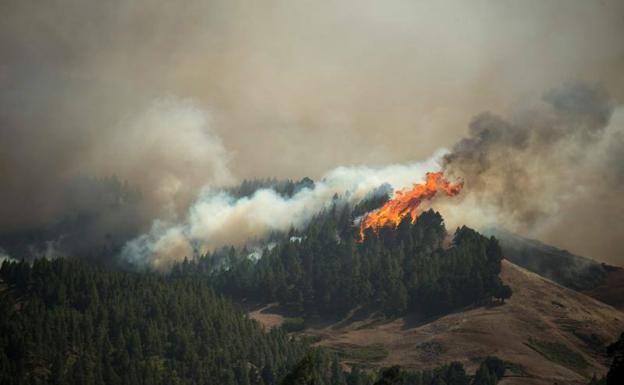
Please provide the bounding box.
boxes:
[359,172,463,240]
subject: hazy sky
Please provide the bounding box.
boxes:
[1,0,623,262]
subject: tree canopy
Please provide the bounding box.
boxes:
[183,203,511,317]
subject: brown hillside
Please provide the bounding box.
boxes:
[250,261,624,385]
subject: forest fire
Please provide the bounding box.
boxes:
[359,172,463,240]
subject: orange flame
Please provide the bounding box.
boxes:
[359,172,463,240]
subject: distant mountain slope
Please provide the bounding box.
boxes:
[252,261,624,385]
[482,228,614,292]
[482,228,624,310]
[583,268,624,310]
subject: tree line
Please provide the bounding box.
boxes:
[279,352,507,385]
[180,201,512,317]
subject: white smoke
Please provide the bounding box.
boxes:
[121,148,449,269]
[86,98,235,220]
[0,247,16,263]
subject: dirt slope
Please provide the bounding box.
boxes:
[251,261,624,385]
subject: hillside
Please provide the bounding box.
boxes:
[251,260,624,385]
[583,268,624,311]
[482,228,612,292]
[0,259,312,385]
[483,228,624,311]
[1,258,519,385]
[191,208,512,319]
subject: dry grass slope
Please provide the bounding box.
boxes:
[250,261,624,385]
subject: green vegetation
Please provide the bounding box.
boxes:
[227,177,315,199]
[471,357,506,385]
[525,338,588,373]
[282,318,306,332]
[501,361,527,377]
[492,285,512,303]
[327,344,389,363]
[298,335,322,345]
[0,256,510,385]
[0,258,311,385]
[181,202,511,318]
[573,331,606,354]
[0,179,515,385]
[585,332,624,385]
[470,357,525,378]
[280,355,506,385]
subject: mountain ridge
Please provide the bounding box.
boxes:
[482,227,624,310]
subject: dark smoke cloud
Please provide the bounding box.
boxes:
[441,83,623,264]
[544,83,613,131]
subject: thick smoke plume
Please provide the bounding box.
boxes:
[121,152,447,269]
[124,83,624,269]
[440,83,624,263]
[0,98,232,259]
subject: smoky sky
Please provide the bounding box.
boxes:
[439,83,624,264]
[1,0,624,263]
